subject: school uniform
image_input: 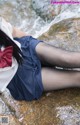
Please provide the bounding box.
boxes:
[0,17,44,101]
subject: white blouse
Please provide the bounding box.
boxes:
[0,17,19,93]
[0,17,21,48]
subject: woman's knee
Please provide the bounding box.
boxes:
[35,42,47,61]
[73,72,80,87]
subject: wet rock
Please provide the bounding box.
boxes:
[0,0,47,36]
[39,18,80,52]
[31,0,55,21]
[1,88,80,125]
[0,95,20,125]
[0,0,80,125]
[31,0,80,21]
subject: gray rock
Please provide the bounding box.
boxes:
[31,0,55,20]
[0,0,80,125]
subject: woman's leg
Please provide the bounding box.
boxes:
[41,67,80,91]
[35,42,80,68]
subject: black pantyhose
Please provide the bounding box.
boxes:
[35,42,80,91]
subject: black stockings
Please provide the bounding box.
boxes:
[35,42,80,91]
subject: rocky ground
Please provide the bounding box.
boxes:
[0,0,80,125]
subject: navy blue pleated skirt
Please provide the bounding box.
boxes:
[7,36,44,101]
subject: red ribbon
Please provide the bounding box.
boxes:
[0,46,13,68]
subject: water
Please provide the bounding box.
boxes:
[0,1,80,124]
[0,0,80,38]
[0,0,48,37]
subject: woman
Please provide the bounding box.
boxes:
[0,17,80,101]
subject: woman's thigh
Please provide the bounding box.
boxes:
[41,67,80,91]
[35,42,80,68]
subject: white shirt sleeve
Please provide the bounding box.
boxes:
[0,17,13,39]
[0,17,21,48]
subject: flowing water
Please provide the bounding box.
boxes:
[0,0,80,38]
[0,0,47,37]
[0,1,80,124]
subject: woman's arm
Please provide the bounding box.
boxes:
[1,17,28,38]
[12,26,28,38]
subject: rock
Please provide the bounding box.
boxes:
[31,0,80,21]
[39,18,80,52]
[0,0,80,125]
[31,0,55,20]
[0,95,20,125]
[1,88,80,125]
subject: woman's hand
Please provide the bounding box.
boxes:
[0,17,29,38]
[12,26,28,38]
